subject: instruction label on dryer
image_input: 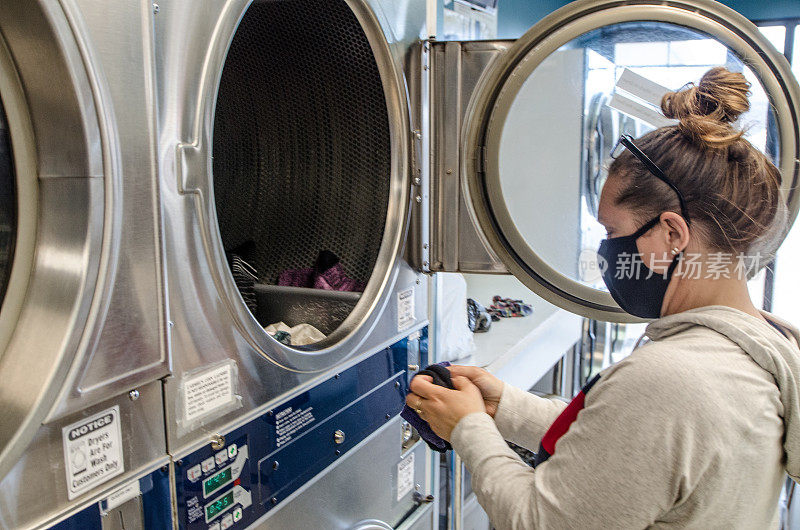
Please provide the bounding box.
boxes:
[275,405,316,447]
[183,362,235,423]
[398,288,416,331]
[62,405,124,500]
[397,452,415,501]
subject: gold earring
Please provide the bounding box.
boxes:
[671,247,680,256]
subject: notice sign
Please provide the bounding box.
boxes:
[183,362,235,423]
[397,288,416,331]
[63,406,124,500]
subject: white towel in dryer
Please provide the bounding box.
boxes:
[265,322,326,346]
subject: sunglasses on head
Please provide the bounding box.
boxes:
[611,134,691,224]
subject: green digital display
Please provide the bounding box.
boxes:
[206,490,234,521]
[204,467,233,496]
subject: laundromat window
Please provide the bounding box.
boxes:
[794,25,800,79]
[765,21,800,319]
[0,98,15,308]
[211,0,391,346]
[757,25,787,55]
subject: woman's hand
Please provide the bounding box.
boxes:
[447,365,504,418]
[405,375,485,441]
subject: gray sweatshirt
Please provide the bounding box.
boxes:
[451,306,800,529]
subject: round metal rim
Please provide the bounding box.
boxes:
[463,0,800,323]
[0,2,106,480]
[0,33,37,366]
[202,0,411,372]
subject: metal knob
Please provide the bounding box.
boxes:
[333,430,345,445]
[401,422,413,444]
[210,433,225,451]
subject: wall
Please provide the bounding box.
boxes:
[494,0,800,39]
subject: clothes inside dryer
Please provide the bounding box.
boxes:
[0,97,15,308]
[212,0,391,341]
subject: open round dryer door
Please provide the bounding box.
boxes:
[180,0,412,372]
[463,0,800,322]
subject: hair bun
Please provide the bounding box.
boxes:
[661,67,751,147]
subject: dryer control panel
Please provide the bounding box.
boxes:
[180,436,252,529]
[175,327,428,530]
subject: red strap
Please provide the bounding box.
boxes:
[541,392,586,454]
[540,374,600,456]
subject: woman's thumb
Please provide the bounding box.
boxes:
[448,365,481,380]
[451,375,474,391]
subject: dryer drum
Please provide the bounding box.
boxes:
[213,0,391,338]
[0,97,14,308]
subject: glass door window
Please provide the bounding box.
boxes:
[487,21,787,305]
[454,1,800,322]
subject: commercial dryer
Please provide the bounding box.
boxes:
[0,2,170,529]
[156,1,435,528]
[155,0,800,529]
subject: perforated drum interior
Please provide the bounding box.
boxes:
[0,98,15,308]
[212,0,392,339]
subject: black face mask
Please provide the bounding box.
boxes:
[597,216,680,319]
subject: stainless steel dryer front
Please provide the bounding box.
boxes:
[0,2,168,528]
[156,1,433,528]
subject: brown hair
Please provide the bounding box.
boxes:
[609,66,784,255]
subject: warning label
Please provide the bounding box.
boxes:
[62,405,124,500]
[398,288,416,331]
[183,362,234,423]
[397,452,415,501]
[275,405,316,447]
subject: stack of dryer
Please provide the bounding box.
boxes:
[0,1,169,528]
[0,0,438,527]
[156,0,434,528]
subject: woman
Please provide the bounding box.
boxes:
[407,67,800,528]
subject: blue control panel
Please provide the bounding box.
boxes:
[175,328,428,530]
